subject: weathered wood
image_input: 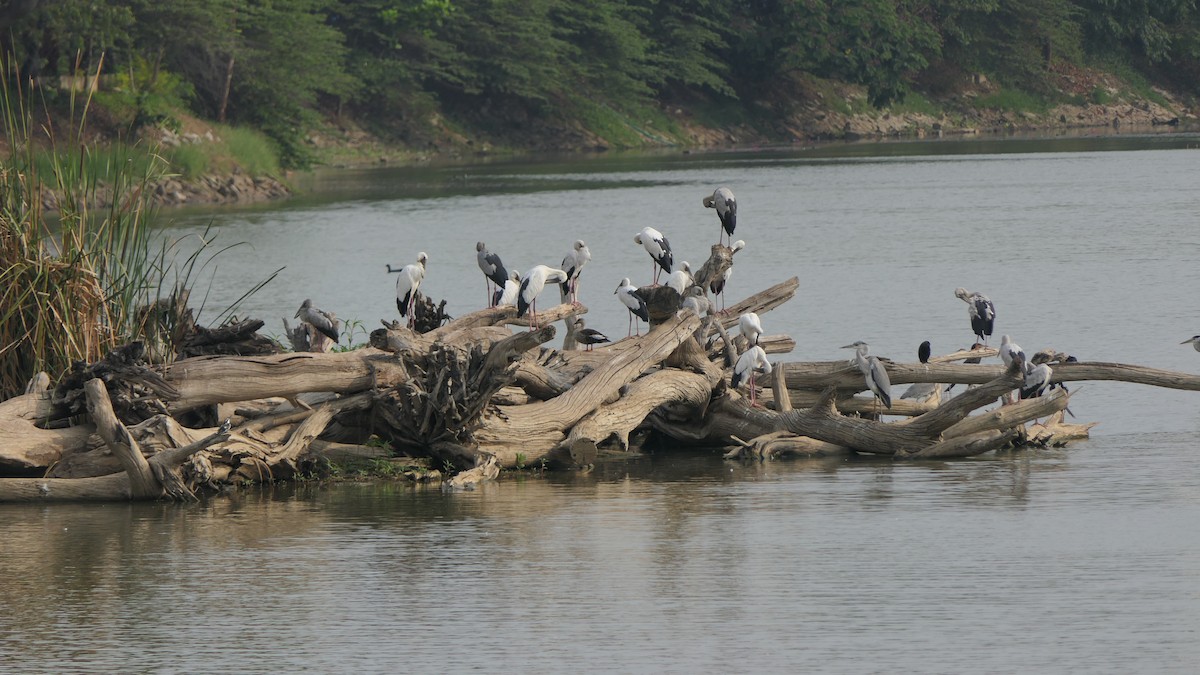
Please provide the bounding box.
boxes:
[473,312,702,467]
[717,277,799,327]
[85,379,158,498]
[0,393,94,472]
[162,349,407,412]
[564,369,714,462]
[770,365,792,413]
[724,431,848,460]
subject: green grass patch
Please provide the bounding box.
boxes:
[888,91,941,116]
[975,88,1049,113]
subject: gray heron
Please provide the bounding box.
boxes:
[394,252,428,327]
[666,261,692,295]
[703,187,737,246]
[559,239,591,305]
[842,341,892,412]
[731,344,772,407]
[634,227,672,285]
[738,311,763,347]
[517,265,568,330]
[476,242,508,307]
[295,299,339,344]
[1182,336,1200,351]
[954,287,996,345]
[573,318,611,351]
[901,340,941,405]
[615,277,649,336]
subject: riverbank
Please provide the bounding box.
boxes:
[75,64,1197,209]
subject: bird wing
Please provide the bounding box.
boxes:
[484,253,507,286]
[516,276,534,317]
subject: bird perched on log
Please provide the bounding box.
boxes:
[633,227,672,285]
[517,265,568,330]
[476,242,508,307]
[1182,336,1200,352]
[1017,351,1053,400]
[666,261,692,296]
[954,287,995,345]
[901,340,941,405]
[703,186,737,246]
[615,277,650,336]
[738,311,763,347]
[680,285,711,317]
[731,344,772,407]
[842,341,892,412]
[294,296,338,345]
[558,239,591,305]
[572,318,610,351]
[998,334,1022,369]
[946,341,987,393]
[393,252,428,328]
[496,269,521,307]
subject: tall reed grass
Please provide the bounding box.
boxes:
[0,57,277,401]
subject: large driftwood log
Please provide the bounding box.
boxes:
[471,312,703,467]
[162,349,407,412]
[0,393,94,472]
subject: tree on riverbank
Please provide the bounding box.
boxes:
[1,0,1198,166]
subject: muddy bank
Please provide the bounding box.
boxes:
[152,171,291,207]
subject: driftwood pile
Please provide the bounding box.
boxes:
[4,270,1200,502]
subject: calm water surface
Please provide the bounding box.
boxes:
[3,135,1200,672]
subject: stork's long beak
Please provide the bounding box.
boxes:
[294,309,302,319]
[1182,339,1194,345]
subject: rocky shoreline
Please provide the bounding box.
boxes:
[141,77,1196,210]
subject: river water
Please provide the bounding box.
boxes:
[3,134,1200,672]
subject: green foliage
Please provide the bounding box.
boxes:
[888,91,940,116]
[4,0,1198,159]
[975,88,1049,113]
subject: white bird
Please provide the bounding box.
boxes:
[394,252,428,327]
[573,318,611,351]
[666,261,692,295]
[731,344,772,407]
[710,239,745,312]
[1019,353,1053,400]
[998,334,1022,369]
[295,299,339,343]
[901,341,940,405]
[496,269,521,307]
[476,242,508,307]
[703,187,737,246]
[842,341,892,412]
[517,265,568,330]
[633,227,672,285]
[558,239,591,305]
[954,287,996,345]
[1182,335,1200,352]
[615,277,649,336]
[738,311,763,347]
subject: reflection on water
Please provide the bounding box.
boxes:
[2,435,1199,672]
